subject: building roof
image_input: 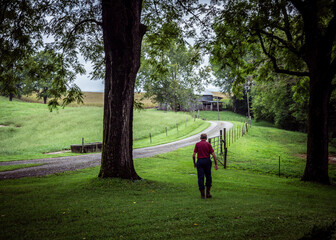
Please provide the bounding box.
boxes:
[200,91,213,96]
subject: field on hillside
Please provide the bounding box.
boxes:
[1,122,336,239]
[20,92,158,108]
[20,92,229,108]
[0,97,208,161]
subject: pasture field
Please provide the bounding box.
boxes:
[1,123,336,239]
[0,97,208,161]
[20,92,158,108]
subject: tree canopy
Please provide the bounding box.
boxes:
[209,0,336,183]
[1,0,335,183]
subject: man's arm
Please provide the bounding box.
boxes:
[192,152,196,168]
[211,152,219,170]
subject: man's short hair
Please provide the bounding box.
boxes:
[200,133,207,139]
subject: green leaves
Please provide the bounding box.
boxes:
[137,39,208,111]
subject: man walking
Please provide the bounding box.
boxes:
[192,133,218,199]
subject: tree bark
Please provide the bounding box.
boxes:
[9,93,13,101]
[301,67,331,184]
[300,2,333,184]
[98,0,146,180]
[43,96,47,104]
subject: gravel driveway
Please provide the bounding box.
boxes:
[0,121,233,180]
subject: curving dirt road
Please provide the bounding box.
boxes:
[0,121,233,180]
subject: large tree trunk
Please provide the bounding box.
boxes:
[99,0,146,179]
[299,1,335,184]
[301,69,331,184]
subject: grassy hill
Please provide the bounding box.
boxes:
[0,97,209,161]
[20,92,158,108]
[1,110,336,239]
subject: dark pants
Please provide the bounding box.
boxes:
[196,158,212,190]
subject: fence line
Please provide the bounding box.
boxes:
[208,121,251,168]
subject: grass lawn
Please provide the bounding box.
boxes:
[1,100,336,239]
[1,142,336,239]
[0,97,208,161]
[0,163,45,172]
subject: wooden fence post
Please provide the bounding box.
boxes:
[220,130,223,155]
[149,133,152,143]
[165,127,167,136]
[224,128,227,169]
[82,138,84,153]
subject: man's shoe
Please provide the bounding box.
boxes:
[206,187,212,198]
[200,189,205,199]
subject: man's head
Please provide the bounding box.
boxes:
[200,133,207,140]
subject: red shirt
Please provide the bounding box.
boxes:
[194,139,214,159]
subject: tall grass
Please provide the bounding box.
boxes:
[0,97,207,161]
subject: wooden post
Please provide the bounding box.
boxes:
[165,127,167,136]
[246,122,248,132]
[229,129,231,147]
[149,133,152,143]
[82,138,84,153]
[220,130,223,155]
[224,128,227,169]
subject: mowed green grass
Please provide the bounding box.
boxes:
[0,97,208,161]
[1,139,336,239]
[1,106,336,239]
[199,110,336,182]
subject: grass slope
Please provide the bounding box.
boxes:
[1,142,336,239]
[20,92,157,108]
[1,101,336,239]
[0,97,208,161]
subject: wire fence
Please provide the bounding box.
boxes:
[208,121,251,168]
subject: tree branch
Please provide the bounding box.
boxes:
[69,19,103,37]
[280,3,293,42]
[323,15,336,49]
[289,0,304,14]
[62,18,102,53]
[175,0,208,28]
[257,32,309,77]
[257,29,301,57]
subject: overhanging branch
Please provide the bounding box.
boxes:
[257,29,301,57]
[69,19,103,37]
[257,32,309,77]
[63,18,102,52]
[324,15,336,49]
